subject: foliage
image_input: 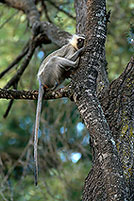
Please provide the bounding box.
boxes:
[106,0,134,80]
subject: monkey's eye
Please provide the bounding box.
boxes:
[77,38,84,49]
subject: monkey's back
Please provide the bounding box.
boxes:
[37,43,76,88]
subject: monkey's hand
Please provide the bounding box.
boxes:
[70,46,85,62]
[79,46,86,55]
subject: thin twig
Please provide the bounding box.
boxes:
[0,192,8,201]
[41,0,52,23]
[4,41,36,89]
[3,83,18,118]
[0,41,30,79]
[3,31,51,90]
[47,0,75,20]
[0,137,33,187]
[3,99,14,118]
[0,11,18,29]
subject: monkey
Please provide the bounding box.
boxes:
[34,34,85,185]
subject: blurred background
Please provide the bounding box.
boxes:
[0,0,134,200]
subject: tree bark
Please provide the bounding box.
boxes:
[73,0,128,200]
[101,57,134,200]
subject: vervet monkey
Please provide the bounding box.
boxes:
[34,34,85,185]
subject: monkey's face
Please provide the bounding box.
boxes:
[77,37,85,49]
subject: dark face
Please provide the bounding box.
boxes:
[77,37,85,49]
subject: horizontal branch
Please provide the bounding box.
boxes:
[0,86,72,100]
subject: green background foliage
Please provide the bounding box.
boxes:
[0,0,134,200]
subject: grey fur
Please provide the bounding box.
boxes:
[34,35,85,185]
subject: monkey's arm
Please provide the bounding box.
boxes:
[34,80,44,185]
[69,46,85,61]
[59,47,85,71]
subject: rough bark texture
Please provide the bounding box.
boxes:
[73,0,129,200]
[41,22,71,47]
[0,85,72,100]
[101,58,134,200]
[75,0,109,97]
[74,0,87,34]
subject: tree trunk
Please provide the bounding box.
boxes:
[73,0,134,200]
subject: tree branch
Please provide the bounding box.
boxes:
[41,0,52,23]
[41,21,72,47]
[73,0,128,200]
[3,83,18,118]
[101,57,134,141]
[0,84,73,100]
[3,99,14,118]
[2,0,41,35]
[1,0,72,46]
[100,57,134,193]
[1,0,74,46]
[4,41,36,89]
[0,10,18,29]
[47,0,75,20]
[0,40,29,79]
[1,27,71,90]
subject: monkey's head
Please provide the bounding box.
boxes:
[77,37,85,49]
[69,34,85,50]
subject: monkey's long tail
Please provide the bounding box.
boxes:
[34,80,44,186]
